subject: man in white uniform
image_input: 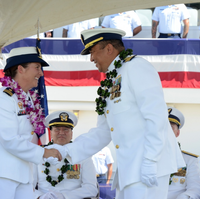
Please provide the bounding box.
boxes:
[92,147,114,184]
[102,11,142,37]
[34,111,98,199]
[62,19,98,38]
[167,107,200,199]
[55,28,186,199]
[152,4,190,38]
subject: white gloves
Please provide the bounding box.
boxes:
[51,191,65,199]
[141,158,158,187]
[40,192,55,199]
[44,157,59,165]
[44,144,67,165]
[40,191,65,199]
[176,193,190,199]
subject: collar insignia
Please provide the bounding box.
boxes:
[18,102,23,109]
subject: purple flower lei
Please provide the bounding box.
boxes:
[0,76,45,136]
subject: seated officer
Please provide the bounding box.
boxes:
[167,107,200,199]
[34,111,98,199]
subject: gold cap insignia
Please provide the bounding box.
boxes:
[59,112,68,121]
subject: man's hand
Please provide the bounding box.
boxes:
[43,148,62,161]
[141,158,158,187]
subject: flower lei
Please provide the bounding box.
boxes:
[0,76,45,136]
[43,141,70,187]
[95,49,133,115]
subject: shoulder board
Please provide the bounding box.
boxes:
[40,145,48,148]
[123,55,137,63]
[3,87,15,97]
[182,150,199,158]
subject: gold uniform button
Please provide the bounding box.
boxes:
[111,127,114,131]
[106,110,109,114]
[31,131,34,135]
[116,145,119,149]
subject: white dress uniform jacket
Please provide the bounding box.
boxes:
[168,151,200,199]
[34,144,98,199]
[65,56,185,191]
[0,86,44,183]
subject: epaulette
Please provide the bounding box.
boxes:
[40,145,48,148]
[3,87,15,97]
[123,55,137,63]
[182,150,199,158]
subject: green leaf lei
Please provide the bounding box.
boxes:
[95,49,133,115]
[43,141,70,187]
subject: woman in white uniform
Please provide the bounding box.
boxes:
[0,46,62,199]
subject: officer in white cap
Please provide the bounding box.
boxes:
[62,28,185,199]
[0,46,63,199]
[168,107,200,199]
[34,111,98,199]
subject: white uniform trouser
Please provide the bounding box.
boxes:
[0,177,34,199]
[116,175,170,199]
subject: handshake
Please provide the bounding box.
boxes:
[39,191,65,199]
[43,144,67,165]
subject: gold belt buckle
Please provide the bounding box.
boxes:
[168,33,171,36]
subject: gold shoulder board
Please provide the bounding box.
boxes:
[124,55,137,63]
[182,150,199,158]
[40,145,48,148]
[3,87,14,97]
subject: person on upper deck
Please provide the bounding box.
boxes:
[152,4,190,38]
